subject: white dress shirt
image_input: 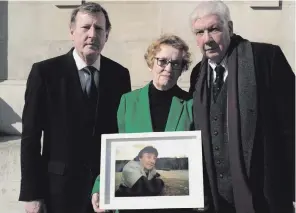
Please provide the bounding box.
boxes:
[72,48,101,91]
[207,58,228,86]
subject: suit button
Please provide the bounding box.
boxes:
[214,116,218,121]
[214,130,218,136]
[217,160,221,164]
[215,146,219,150]
[219,173,224,178]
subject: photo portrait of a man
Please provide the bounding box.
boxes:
[115,146,164,197]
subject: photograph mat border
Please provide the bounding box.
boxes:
[100,131,204,210]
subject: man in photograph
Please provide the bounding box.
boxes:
[115,146,164,197]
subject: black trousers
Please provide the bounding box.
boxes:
[45,193,93,213]
[218,195,236,213]
[45,167,97,213]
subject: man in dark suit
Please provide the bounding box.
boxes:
[19,2,131,213]
[188,1,295,213]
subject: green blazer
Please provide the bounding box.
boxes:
[92,83,194,210]
[117,83,194,133]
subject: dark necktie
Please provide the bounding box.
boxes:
[83,66,98,100]
[213,64,225,101]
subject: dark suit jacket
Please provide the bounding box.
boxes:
[19,49,131,203]
[189,42,295,213]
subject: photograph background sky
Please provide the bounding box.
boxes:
[115,140,189,160]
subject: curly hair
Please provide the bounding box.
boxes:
[144,34,192,72]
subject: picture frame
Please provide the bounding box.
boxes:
[99,130,204,210]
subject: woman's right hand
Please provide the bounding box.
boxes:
[91,193,107,213]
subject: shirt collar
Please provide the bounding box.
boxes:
[72,48,101,71]
[208,57,227,71]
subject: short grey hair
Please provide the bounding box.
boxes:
[70,2,111,31]
[189,0,231,32]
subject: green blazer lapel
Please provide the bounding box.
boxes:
[137,83,154,132]
[165,96,184,131]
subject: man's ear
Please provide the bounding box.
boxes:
[105,31,110,42]
[70,24,75,40]
[228,21,233,36]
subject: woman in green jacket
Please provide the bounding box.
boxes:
[91,34,198,213]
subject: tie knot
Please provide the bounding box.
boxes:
[215,64,225,73]
[83,66,97,75]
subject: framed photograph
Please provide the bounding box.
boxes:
[99,130,204,210]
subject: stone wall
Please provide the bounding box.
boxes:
[0,1,295,212]
[0,0,295,135]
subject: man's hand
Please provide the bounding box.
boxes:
[24,200,44,213]
[92,193,108,213]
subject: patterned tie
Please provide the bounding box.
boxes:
[213,64,225,101]
[83,66,98,99]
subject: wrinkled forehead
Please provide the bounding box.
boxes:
[192,14,224,30]
[75,11,106,25]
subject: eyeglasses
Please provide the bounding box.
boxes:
[154,57,183,70]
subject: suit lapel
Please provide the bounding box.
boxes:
[164,96,184,131]
[97,55,108,101]
[227,39,256,212]
[194,57,212,165]
[64,49,86,108]
[236,41,257,177]
[193,57,220,207]
[137,84,154,132]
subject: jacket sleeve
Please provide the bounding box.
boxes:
[92,175,100,195]
[186,99,197,131]
[19,63,46,201]
[117,95,127,133]
[270,46,295,202]
[122,68,132,94]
